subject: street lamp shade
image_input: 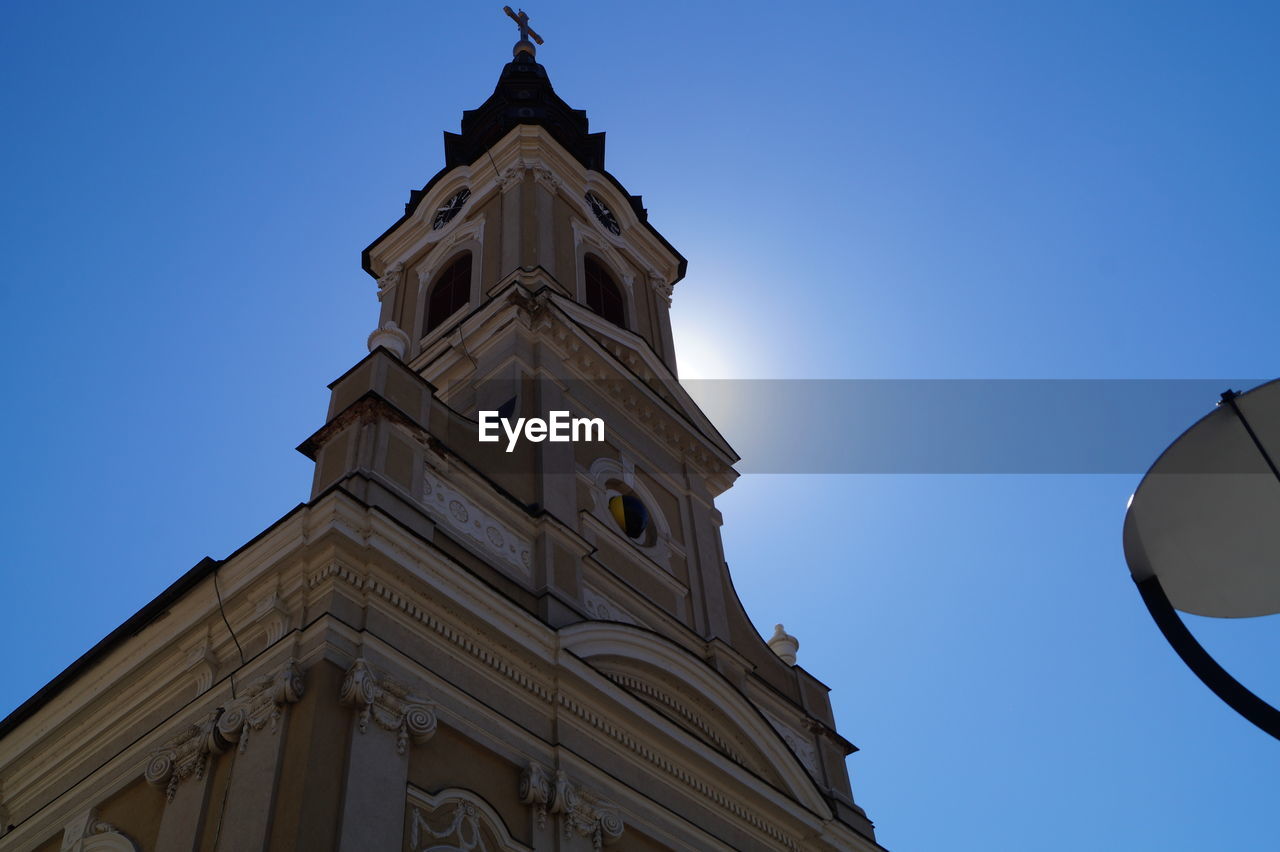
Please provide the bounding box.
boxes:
[1124,378,1280,618]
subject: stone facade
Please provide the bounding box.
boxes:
[0,46,887,852]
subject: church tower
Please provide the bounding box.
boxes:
[0,18,888,852]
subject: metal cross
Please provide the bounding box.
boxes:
[503,6,544,45]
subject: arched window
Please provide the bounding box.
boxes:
[423,253,472,334]
[584,255,625,327]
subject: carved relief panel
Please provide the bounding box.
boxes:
[405,786,530,852]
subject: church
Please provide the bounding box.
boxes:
[0,15,888,852]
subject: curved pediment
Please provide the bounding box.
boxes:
[593,657,778,781]
[406,786,531,852]
[558,622,830,817]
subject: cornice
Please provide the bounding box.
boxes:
[539,295,739,481]
[556,624,832,822]
[298,546,835,850]
[411,274,738,487]
[551,688,803,851]
[0,482,868,852]
[0,498,326,822]
[306,559,557,706]
[365,126,683,288]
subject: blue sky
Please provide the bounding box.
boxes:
[2,2,1278,850]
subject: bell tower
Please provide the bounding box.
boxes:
[301,19,888,844]
[0,15,890,852]
[363,37,683,377]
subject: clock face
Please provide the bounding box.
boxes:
[432,188,471,230]
[585,191,621,235]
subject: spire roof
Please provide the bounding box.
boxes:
[443,47,605,172]
[362,46,687,283]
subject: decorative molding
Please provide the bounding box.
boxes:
[406,803,478,852]
[496,165,525,193]
[543,313,733,482]
[253,590,292,646]
[421,467,532,578]
[516,762,551,829]
[508,286,553,329]
[571,221,635,291]
[305,564,796,848]
[599,670,752,770]
[497,159,561,194]
[60,808,138,852]
[182,637,218,695]
[551,770,624,850]
[368,128,680,304]
[338,658,436,754]
[648,271,673,305]
[519,763,623,849]
[304,562,555,704]
[60,808,111,850]
[532,164,561,192]
[407,786,531,852]
[426,216,485,261]
[144,710,226,803]
[581,587,638,626]
[410,216,486,340]
[377,262,403,298]
[144,660,304,801]
[552,692,798,850]
[760,709,820,776]
[216,659,304,753]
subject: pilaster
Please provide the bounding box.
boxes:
[212,661,304,852]
[335,658,436,852]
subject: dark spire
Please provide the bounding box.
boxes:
[363,34,687,283]
[442,48,606,172]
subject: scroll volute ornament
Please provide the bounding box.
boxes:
[215,660,305,752]
[145,660,305,802]
[143,711,228,803]
[519,762,623,849]
[517,763,552,828]
[339,658,437,754]
[60,807,139,852]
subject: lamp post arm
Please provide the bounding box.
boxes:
[1136,574,1280,740]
